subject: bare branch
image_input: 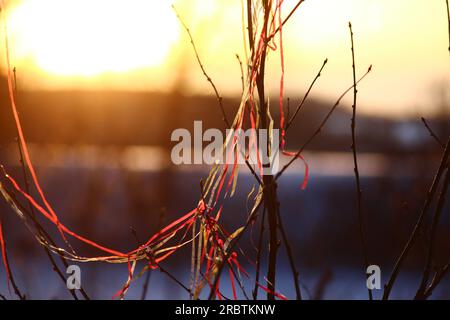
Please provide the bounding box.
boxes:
[252,204,266,300]
[236,54,245,93]
[275,65,373,180]
[415,167,450,299]
[421,117,445,148]
[276,206,302,299]
[267,0,306,42]
[446,0,450,52]
[349,21,372,301]
[140,208,166,300]
[172,5,230,128]
[208,194,264,300]
[0,220,25,300]
[285,58,328,133]
[12,69,89,300]
[247,0,255,59]
[423,263,450,299]
[383,137,450,300]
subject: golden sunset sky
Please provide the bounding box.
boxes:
[2,0,449,117]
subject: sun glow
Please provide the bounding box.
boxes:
[8,0,180,76]
[1,0,447,116]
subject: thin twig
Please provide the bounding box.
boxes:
[0,220,25,300]
[275,66,373,180]
[158,263,192,295]
[173,6,262,187]
[236,54,245,93]
[198,181,250,300]
[421,117,445,148]
[383,137,450,300]
[423,263,450,299]
[208,194,264,300]
[15,142,84,301]
[140,208,166,300]
[415,167,450,299]
[446,0,450,52]
[285,98,290,131]
[349,22,372,301]
[247,0,255,61]
[130,227,193,297]
[276,205,302,299]
[252,204,266,299]
[140,256,152,299]
[210,227,251,300]
[12,67,17,92]
[285,58,328,132]
[12,69,89,300]
[172,5,230,128]
[254,0,282,300]
[3,185,89,300]
[267,0,306,42]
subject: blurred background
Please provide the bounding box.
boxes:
[0,0,449,299]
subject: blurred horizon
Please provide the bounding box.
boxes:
[0,0,448,118]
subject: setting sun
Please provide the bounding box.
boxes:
[7,0,180,75]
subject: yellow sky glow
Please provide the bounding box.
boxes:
[6,0,179,75]
[2,0,449,117]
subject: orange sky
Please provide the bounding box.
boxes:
[2,0,449,118]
